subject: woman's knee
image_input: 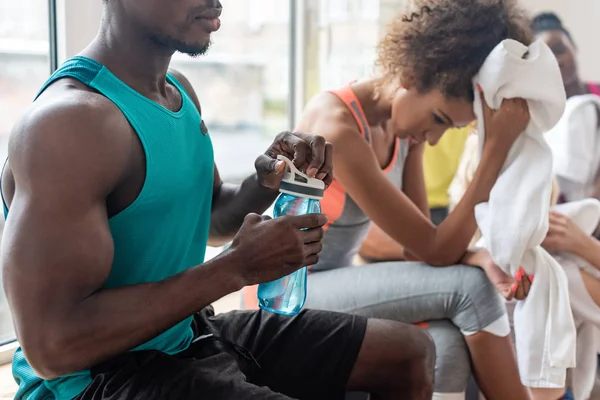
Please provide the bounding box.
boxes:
[426,320,471,394]
[451,266,508,334]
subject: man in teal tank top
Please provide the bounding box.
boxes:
[0,0,435,399]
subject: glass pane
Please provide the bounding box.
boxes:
[312,0,381,92]
[0,0,50,344]
[170,0,291,183]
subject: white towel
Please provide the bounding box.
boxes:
[551,198,600,326]
[473,39,575,388]
[551,199,600,400]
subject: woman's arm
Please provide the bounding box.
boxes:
[323,116,518,266]
[327,97,528,265]
[400,142,431,261]
[359,224,405,261]
[543,211,600,270]
[574,235,600,270]
[541,211,600,305]
[359,143,427,262]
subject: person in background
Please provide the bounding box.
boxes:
[531,12,600,99]
[532,12,600,210]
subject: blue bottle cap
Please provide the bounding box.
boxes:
[277,155,325,200]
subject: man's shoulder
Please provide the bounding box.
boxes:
[14,80,132,150]
[9,80,133,183]
[34,78,124,121]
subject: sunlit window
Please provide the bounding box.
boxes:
[0,0,50,345]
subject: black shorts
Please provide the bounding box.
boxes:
[74,307,367,400]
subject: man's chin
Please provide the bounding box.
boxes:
[178,42,211,58]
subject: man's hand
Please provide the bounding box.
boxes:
[255,131,333,190]
[209,131,332,242]
[226,213,327,286]
[542,211,588,254]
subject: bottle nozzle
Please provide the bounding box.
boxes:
[277,155,325,200]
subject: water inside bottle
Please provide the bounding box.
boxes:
[258,269,307,315]
[257,194,319,315]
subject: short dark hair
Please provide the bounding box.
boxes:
[531,12,574,45]
[376,0,532,102]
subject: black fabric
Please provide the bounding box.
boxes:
[74,307,367,400]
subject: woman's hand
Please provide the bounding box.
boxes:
[462,249,532,300]
[542,211,588,254]
[480,90,530,152]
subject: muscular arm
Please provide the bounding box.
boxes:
[209,170,278,245]
[359,143,427,261]
[168,70,278,244]
[2,96,246,380]
[325,118,509,266]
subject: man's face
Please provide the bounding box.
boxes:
[121,0,223,56]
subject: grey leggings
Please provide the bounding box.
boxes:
[304,262,507,393]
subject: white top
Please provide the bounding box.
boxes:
[545,94,600,202]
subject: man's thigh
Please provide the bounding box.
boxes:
[75,338,294,400]
[205,307,368,400]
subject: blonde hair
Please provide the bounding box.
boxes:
[449,132,559,246]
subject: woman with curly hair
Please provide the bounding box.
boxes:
[245,0,538,399]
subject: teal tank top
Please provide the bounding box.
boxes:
[8,56,214,400]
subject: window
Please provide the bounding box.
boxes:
[0,0,51,345]
[307,0,381,93]
[327,0,380,22]
[170,0,292,183]
[328,0,351,21]
[359,0,380,21]
[247,0,290,32]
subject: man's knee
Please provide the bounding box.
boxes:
[351,318,435,393]
[377,319,434,360]
[378,319,436,398]
[402,322,437,368]
[366,317,434,359]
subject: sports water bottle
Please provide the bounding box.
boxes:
[257,155,325,316]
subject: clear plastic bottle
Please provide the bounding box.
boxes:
[257,156,325,316]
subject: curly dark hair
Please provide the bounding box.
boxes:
[377,0,533,102]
